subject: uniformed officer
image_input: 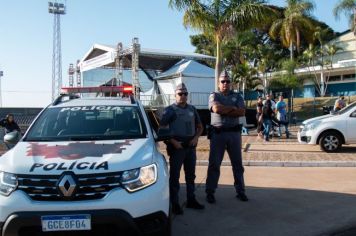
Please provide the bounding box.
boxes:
[160,83,204,215]
[206,71,248,203]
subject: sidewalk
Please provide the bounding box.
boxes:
[173,166,356,236]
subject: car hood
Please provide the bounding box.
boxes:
[302,114,334,125]
[0,139,154,175]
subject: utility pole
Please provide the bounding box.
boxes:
[48,1,66,101]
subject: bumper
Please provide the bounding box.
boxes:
[1,209,169,236]
[297,131,315,144]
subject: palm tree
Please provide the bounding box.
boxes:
[169,0,276,91]
[333,0,356,32]
[269,0,315,60]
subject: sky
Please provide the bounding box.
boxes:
[0,0,350,107]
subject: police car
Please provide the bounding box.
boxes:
[0,92,170,235]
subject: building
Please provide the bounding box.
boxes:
[296,30,356,97]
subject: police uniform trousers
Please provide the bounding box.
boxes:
[206,131,245,194]
[169,146,196,205]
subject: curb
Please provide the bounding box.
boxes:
[196,160,356,167]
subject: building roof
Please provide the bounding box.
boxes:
[80,43,215,73]
[155,59,214,79]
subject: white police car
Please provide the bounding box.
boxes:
[298,101,356,152]
[0,94,170,235]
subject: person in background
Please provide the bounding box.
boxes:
[0,114,20,134]
[334,95,346,112]
[262,94,274,142]
[205,70,248,204]
[256,96,264,138]
[159,83,204,215]
[0,114,21,149]
[276,95,289,139]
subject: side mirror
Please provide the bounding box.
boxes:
[154,128,171,142]
[4,131,21,144]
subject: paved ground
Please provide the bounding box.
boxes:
[172,166,356,236]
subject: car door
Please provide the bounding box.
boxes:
[347,108,356,142]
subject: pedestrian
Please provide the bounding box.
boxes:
[334,95,346,112]
[159,83,204,215]
[276,95,289,138]
[205,70,248,204]
[0,114,21,134]
[256,96,264,138]
[0,114,21,149]
[262,94,274,141]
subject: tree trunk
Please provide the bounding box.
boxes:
[290,41,294,60]
[215,35,222,92]
[320,70,325,97]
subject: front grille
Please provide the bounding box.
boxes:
[17,172,122,201]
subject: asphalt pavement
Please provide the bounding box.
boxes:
[172,166,356,236]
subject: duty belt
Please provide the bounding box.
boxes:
[212,125,242,133]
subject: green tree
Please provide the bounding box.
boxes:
[269,0,315,60]
[169,0,276,91]
[269,59,303,90]
[301,42,343,96]
[333,0,356,32]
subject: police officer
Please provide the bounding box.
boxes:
[206,71,248,203]
[160,83,204,215]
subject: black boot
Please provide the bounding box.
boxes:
[236,192,248,202]
[172,203,183,215]
[186,198,205,210]
[206,193,216,204]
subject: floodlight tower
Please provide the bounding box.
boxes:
[132,38,141,99]
[76,60,81,87]
[68,63,74,87]
[48,1,66,101]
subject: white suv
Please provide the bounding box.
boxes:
[298,101,356,152]
[0,95,170,235]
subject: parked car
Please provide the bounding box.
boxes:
[0,94,171,235]
[298,102,356,152]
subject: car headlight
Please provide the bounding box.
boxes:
[121,164,157,192]
[303,121,321,132]
[0,171,18,196]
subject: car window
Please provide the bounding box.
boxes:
[350,110,356,118]
[24,106,147,141]
[338,102,356,115]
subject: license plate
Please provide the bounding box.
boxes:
[41,214,91,232]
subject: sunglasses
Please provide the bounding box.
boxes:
[220,80,231,84]
[177,92,188,96]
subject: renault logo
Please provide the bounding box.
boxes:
[58,174,77,197]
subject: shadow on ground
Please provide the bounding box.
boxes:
[173,185,356,236]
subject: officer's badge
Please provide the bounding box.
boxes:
[232,97,237,102]
[189,111,194,116]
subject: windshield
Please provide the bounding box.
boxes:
[24,106,147,141]
[337,102,356,115]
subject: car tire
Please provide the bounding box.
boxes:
[319,131,342,152]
